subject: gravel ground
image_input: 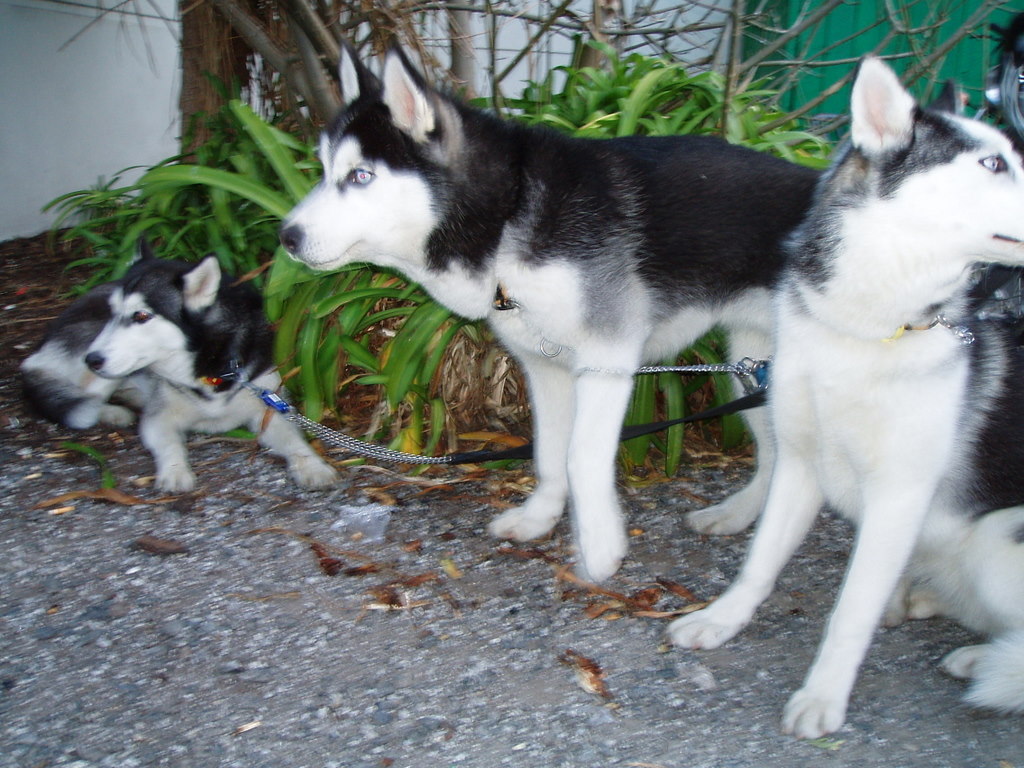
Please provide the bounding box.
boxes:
[1,239,1022,767]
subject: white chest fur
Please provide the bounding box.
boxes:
[772,299,970,519]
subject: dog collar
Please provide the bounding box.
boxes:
[882,314,974,345]
[493,283,518,311]
[200,375,235,392]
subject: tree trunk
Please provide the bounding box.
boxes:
[178,0,252,154]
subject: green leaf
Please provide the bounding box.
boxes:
[229,100,313,202]
[60,441,116,489]
[140,165,294,219]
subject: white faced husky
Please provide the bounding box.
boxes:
[669,57,1024,736]
[21,245,338,493]
[280,42,820,581]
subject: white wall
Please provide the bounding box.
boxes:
[0,0,180,241]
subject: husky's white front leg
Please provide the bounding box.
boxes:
[139,411,195,492]
[488,357,572,541]
[670,451,822,648]
[256,412,338,489]
[688,402,773,534]
[782,489,933,738]
[566,368,636,582]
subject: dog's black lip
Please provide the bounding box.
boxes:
[993,233,1024,244]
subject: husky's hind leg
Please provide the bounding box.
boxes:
[687,323,774,534]
[687,401,772,534]
[944,632,1024,713]
[488,356,572,542]
[939,507,1024,712]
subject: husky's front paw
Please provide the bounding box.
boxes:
[488,496,563,542]
[687,494,760,535]
[98,404,137,427]
[289,456,339,489]
[156,466,197,493]
[782,687,847,739]
[883,583,942,626]
[577,522,627,583]
[940,644,989,679]
[668,608,744,649]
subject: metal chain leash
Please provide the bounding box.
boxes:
[239,383,454,464]
[239,357,771,466]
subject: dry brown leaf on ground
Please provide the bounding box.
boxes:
[341,563,382,577]
[655,577,699,603]
[456,431,529,448]
[559,649,613,700]
[363,585,430,612]
[629,586,663,611]
[393,571,441,588]
[34,488,173,508]
[135,535,189,556]
[309,541,344,576]
[494,544,560,564]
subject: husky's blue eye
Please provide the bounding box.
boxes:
[980,155,1009,174]
[346,168,375,186]
[132,310,152,324]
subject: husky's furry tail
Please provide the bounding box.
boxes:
[966,631,1024,713]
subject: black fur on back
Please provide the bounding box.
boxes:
[959,324,1024,516]
[335,78,820,308]
[122,257,274,382]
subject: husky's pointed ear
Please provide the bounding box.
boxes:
[381,47,436,142]
[133,237,155,265]
[182,256,222,312]
[850,56,916,157]
[928,80,962,115]
[337,39,380,107]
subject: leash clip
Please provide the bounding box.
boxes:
[735,357,770,394]
[258,390,291,414]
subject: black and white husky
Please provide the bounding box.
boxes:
[280,42,819,580]
[21,245,338,492]
[669,57,1024,736]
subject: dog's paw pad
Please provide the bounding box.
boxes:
[667,612,741,650]
[782,688,847,739]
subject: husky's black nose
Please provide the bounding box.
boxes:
[84,352,105,372]
[279,224,303,255]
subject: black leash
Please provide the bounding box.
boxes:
[442,388,766,464]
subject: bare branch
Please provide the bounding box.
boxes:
[279,0,340,64]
